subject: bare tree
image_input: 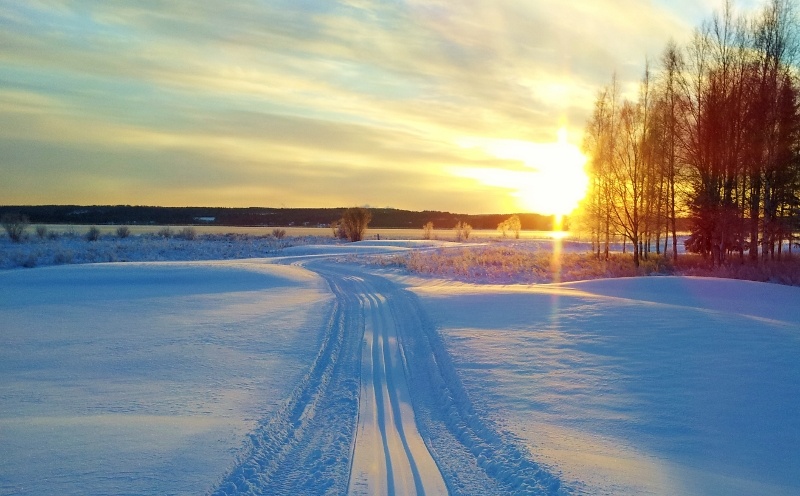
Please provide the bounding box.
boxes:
[497,215,521,239]
[497,220,508,238]
[340,207,371,242]
[508,215,521,239]
[422,221,434,240]
[582,0,800,268]
[659,40,685,262]
[454,221,465,241]
[581,77,619,260]
[610,98,647,266]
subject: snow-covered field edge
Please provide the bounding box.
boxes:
[7,233,800,287]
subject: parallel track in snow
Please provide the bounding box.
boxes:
[212,260,565,495]
[211,262,362,496]
[347,282,447,496]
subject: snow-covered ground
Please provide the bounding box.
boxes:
[1,238,798,495]
[402,275,800,495]
[0,260,333,495]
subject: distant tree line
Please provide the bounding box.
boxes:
[0,205,561,231]
[582,0,800,266]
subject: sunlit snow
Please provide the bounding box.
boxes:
[1,241,799,495]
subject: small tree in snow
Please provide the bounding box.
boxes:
[422,221,434,240]
[498,215,522,239]
[340,207,371,242]
[454,221,472,241]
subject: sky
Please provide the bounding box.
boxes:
[0,0,768,215]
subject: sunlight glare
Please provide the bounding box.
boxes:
[454,128,589,216]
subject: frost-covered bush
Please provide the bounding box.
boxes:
[385,244,800,286]
[497,215,521,239]
[53,250,74,265]
[86,226,101,241]
[1,213,29,243]
[177,227,196,240]
[453,221,472,242]
[390,245,677,284]
[422,222,433,240]
[0,232,338,269]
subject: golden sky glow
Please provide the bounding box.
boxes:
[0,1,767,214]
[453,128,589,216]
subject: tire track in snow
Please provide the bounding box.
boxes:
[348,287,447,496]
[212,259,565,495]
[389,282,566,495]
[211,263,362,495]
[326,263,566,495]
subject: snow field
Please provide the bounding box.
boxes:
[2,239,799,495]
[0,261,332,495]
[0,233,336,270]
[408,276,800,495]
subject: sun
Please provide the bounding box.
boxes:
[505,128,588,216]
[454,128,589,217]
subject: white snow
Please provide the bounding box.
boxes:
[407,275,800,495]
[1,237,799,495]
[347,275,447,496]
[0,260,332,495]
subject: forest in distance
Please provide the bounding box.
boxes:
[0,205,568,232]
[581,0,800,267]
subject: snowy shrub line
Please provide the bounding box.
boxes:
[0,232,339,269]
[377,246,667,284]
[673,254,800,285]
[378,244,800,286]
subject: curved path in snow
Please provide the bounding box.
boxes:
[213,259,564,495]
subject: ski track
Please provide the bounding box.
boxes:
[348,281,447,496]
[211,259,566,495]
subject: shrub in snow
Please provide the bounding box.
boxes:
[19,252,37,268]
[339,207,371,242]
[157,227,173,238]
[116,226,130,239]
[497,215,521,239]
[177,227,197,240]
[393,246,678,284]
[86,226,101,241]
[35,226,48,239]
[1,213,29,243]
[453,221,472,242]
[53,250,74,265]
[422,221,433,240]
[272,228,287,239]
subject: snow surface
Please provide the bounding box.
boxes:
[405,275,800,495]
[1,240,799,495]
[0,261,332,495]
